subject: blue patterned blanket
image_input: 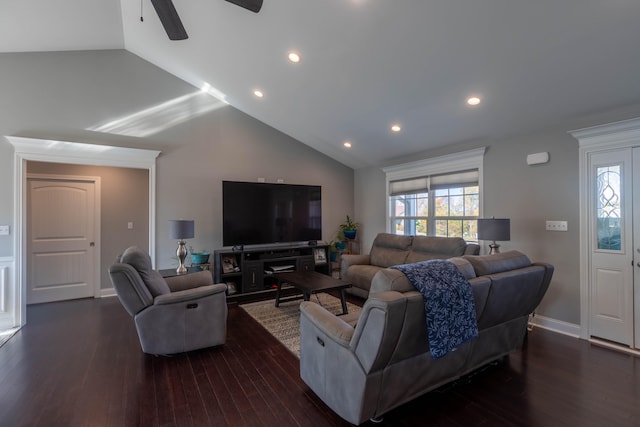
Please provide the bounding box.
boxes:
[391,259,478,359]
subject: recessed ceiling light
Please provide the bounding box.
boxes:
[288,51,301,63]
[253,90,264,98]
[343,141,352,148]
[467,96,481,106]
[391,124,401,132]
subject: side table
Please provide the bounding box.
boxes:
[159,265,209,278]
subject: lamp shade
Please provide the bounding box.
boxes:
[477,218,510,241]
[169,220,194,240]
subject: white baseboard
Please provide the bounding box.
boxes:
[99,287,117,298]
[529,313,581,338]
[529,314,640,355]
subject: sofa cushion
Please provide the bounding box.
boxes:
[405,236,468,264]
[475,266,546,328]
[370,268,414,294]
[464,250,531,277]
[120,246,171,297]
[369,233,412,267]
[347,264,386,292]
[371,257,475,295]
[447,257,476,279]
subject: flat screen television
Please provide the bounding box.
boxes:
[222,181,322,247]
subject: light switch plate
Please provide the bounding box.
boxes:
[546,220,568,231]
[0,225,9,235]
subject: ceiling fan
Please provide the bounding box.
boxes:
[150,0,263,41]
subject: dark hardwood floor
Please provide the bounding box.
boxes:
[1,297,639,427]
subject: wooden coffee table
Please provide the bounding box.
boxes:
[273,271,352,315]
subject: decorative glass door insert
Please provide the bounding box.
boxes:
[596,165,622,251]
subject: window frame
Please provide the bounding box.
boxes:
[383,147,485,238]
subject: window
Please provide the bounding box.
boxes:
[389,171,479,239]
[384,148,484,241]
[596,164,621,251]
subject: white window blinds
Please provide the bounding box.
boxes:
[388,176,429,196]
[389,169,479,195]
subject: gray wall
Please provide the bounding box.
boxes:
[0,50,354,283]
[154,105,355,268]
[26,162,149,290]
[354,103,640,326]
[355,126,596,326]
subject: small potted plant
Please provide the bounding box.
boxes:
[189,247,210,265]
[339,215,359,240]
[329,241,340,262]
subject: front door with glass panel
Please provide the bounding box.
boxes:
[589,148,634,346]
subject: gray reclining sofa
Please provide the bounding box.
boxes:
[300,250,553,425]
[341,233,479,298]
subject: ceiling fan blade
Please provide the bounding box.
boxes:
[150,0,188,40]
[225,0,263,13]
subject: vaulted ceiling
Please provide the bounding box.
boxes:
[3,0,640,169]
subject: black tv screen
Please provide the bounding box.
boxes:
[222,181,322,247]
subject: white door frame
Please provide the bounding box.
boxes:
[7,136,160,327]
[571,117,640,348]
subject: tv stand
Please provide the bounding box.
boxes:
[213,243,330,300]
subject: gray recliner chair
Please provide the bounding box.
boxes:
[108,246,228,355]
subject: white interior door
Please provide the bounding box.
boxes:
[27,177,97,304]
[588,149,634,346]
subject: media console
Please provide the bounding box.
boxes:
[213,243,330,300]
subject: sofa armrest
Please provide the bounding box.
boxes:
[165,270,214,292]
[464,243,480,255]
[154,283,227,305]
[300,301,354,347]
[340,254,371,272]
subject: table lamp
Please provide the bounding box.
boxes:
[169,219,195,274]
[477,218,510,255]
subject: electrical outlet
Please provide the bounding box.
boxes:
[128,222,134,230]
[0,225,9,235]
[546,220,568,231]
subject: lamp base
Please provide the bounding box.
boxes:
[488,242,501,255]
[176,240,188,274]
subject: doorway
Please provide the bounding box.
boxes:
[7,136,160,328]
[573,118,640,350]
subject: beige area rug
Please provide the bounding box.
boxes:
[240,293,361,358]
